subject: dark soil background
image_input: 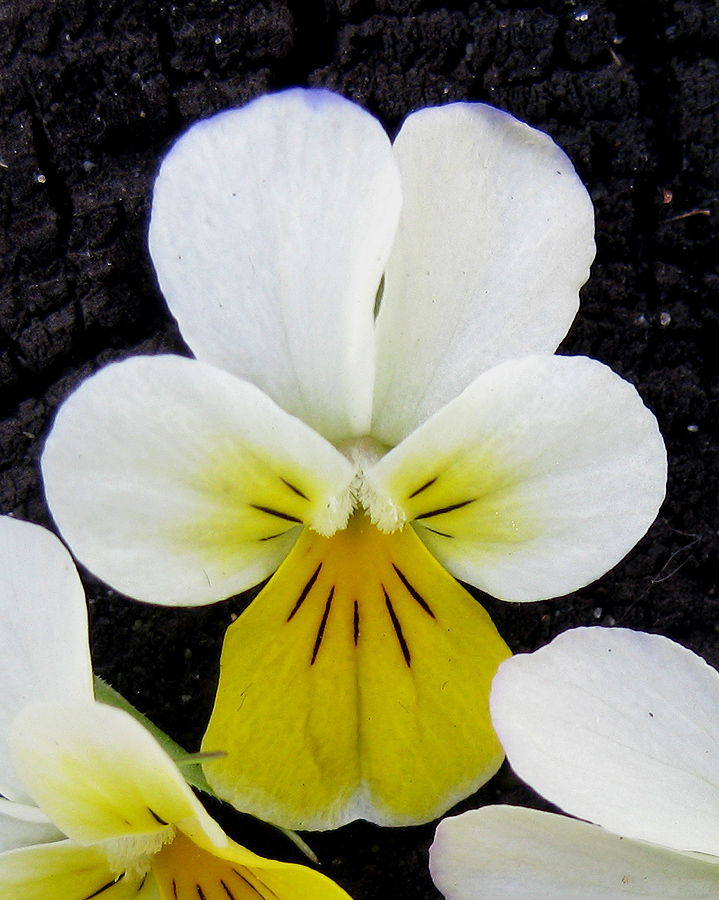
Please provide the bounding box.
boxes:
[1,1,718,898]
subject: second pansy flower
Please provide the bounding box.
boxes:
[42,89,666,830]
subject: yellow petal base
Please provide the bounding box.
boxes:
[202,512,511,829]
[153,831,351,900]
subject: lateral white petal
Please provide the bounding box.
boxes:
[430,806,719,900]
[0,799,62,853]
[0,517,93,803]
[10,702,225,849]
[373,102,594,444]
[42,355,356,607]
[368,355,666,602]
[149,88,402,442]
[491,628,719,856]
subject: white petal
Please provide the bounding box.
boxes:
[372,102,595,445]
[10,701,225,849]
[149,88,402,443]
[368,355,666,602]
[491,627,719,856]
[431,806,719,900]
[42,355,356,606]
[0,799,63,853]
[0,517,93,802]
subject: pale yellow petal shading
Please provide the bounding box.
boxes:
[153,830,352,900]
[368,355,666,602]
[202,514,510,830]
[42,355,355,606]
[0,840,148,900]
[10,703,225,851]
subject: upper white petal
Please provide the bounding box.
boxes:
[368,355,666,602]
[431,806,719,900]
[0,517,93,803]
[149,88,402,443]
[491,627,719,856]
[42,355,356,607]
[372,102,595,445]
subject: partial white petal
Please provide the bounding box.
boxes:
[149,88,402,442]
[373,102,594,444]
[0,517,93,802]
[431,806,719,900]
[368,355,666,602]
[10,702,225,850]
[0,799,63,853]
[42,355,356,607]
[492,628,719,856]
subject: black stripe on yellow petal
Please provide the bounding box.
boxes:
[353,599,360,645]
[407,476,438,498]
[414,498,475,519]
[287,563,322,621]
[84,874,125,900]
[280,478,309,501]
[421,526,453,538]
[232,869,281,900]
[249,504,303,525]
[259,529,295,542]
[391,565,435,618]
[311,588,335,665]
[383,590,411,666]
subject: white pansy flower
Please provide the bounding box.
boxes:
[431,627,719,900]
[42,89,666,830]
[0,516,353,900]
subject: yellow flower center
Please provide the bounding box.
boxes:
[311,435,404,535]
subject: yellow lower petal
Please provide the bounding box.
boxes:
[202,512,511,829]
[152,830,351,900]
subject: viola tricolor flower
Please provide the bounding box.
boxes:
[0,516,353,900]
[42,89,666,829]
[430,627,719,900]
